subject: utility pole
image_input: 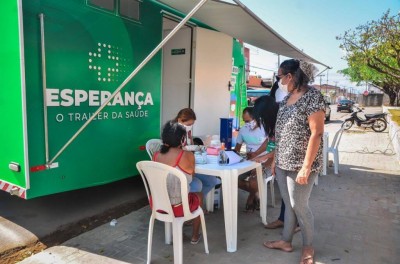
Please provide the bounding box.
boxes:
[319,75,325,91]
[326,70,329,86]
[334,81,338,102]
[325,70,329,97]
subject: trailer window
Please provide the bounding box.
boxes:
[88,0,115,12]
[119,0,140,21]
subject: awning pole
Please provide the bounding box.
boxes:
[315,66,332,78]
[48,0,210,165]
[39,13,49,163]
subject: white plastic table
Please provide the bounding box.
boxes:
[195,160,263,252]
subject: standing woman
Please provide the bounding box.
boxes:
[263,59,325,264]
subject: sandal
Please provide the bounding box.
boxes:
[264,219,284,229]
[300,247,314,264]
[263,240,293,252]
[244,203,255,213]
[190,234,202,245]
[301,256,314,264]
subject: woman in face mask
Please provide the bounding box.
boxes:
[234,107,269,212]
[263,59,325,264]
[174,108,196,146]
[174,108,221,201]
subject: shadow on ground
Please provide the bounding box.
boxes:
[21,163,399,264]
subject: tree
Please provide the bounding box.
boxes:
[337,10,400,106]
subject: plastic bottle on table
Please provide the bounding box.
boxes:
[220,142,225,151]
[218,143,226,165]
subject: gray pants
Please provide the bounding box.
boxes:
[275,166,318,246]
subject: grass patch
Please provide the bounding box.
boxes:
[388,109,400,126]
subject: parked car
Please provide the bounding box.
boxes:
[246,89,270,106]
[337,99,354,112]
[325,101,331,121]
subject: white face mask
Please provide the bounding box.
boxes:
[179,123,192,132]
[278,79,289,94]
[245,120,257,130]
[249,120,257,130]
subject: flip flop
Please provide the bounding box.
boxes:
[264,220,284,229]
[301,256,314,264]
[300,247,315,264]
[190,234,202,245]
[263,240,293,252]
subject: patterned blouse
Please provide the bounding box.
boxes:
[275,86,325,173]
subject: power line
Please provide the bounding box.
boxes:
[249,65,276,72]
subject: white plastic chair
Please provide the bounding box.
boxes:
[136,161,209,264]
[263,170,275,208]
[328,127,345,174]
[146,139,220,213]
[145,139,162,159]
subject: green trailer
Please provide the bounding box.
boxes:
[0,0,246,199]
[1,0,325,199]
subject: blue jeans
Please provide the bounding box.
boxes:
[194,174,221,196]
[189,177,202,193]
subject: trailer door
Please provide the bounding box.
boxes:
[161,18,193,125]
[0,0,29,198]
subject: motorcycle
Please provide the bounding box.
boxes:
[341,106,387,132]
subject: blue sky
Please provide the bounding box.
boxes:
[239,0,400,92]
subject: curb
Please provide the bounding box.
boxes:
[383,106,400,163]
[0,197,148,263]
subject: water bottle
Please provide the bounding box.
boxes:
[266,140,276,153]
[218,143,227,165]
[201,151,207,164]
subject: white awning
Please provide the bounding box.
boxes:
[158,0,329,67]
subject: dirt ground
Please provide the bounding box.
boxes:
[0,198,148,264]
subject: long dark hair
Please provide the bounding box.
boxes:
[280,59,310,90]
[160,121,186,153]
[269,80,279,99]
[252,95,279,138]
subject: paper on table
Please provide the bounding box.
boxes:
[219,151,242,165]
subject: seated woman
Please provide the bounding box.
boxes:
[152,121,202,244]
[234,107,268,212]
[174,108,221,198]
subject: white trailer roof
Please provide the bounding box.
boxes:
[158,0,329,67]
